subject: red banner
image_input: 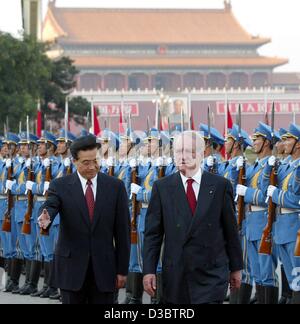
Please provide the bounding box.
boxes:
[217,102,300,115]
[93,103,139,117]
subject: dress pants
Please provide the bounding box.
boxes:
[61,260,114,305]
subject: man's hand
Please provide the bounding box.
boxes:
[229,271,242,291]
[143,274,156,297]
[116,275,127,289]
[38,209,51,230]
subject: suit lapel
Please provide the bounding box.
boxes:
[92,173,106,232]
[68,173,90,228]
[171,172,193,235]
[185,171,216,241]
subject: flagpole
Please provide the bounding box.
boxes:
[225,87,228,138]
[91,97,95,134]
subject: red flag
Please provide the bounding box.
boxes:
[264,111,269,125]
[119,107,125,134]
[190,110,195,131]
[93,106,101,136]
[221,106,233,158]
[37,102,42,137]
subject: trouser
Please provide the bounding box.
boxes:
[277,242,300,292]
[248,239,278,287]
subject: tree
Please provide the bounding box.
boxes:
[0,32,89,134]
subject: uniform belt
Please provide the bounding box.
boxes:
[35,196,46,202]
[142,203,148,209]
[279,208,300,214]
[0,195,7,200]
[16,196,27,201]
[249,206,267,212]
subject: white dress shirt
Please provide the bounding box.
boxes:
[180,167,202,200]
[77,172,98,200]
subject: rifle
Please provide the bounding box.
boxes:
[237,104,246,230]
[22,116,34,235]
[2,148,14,232]
[40,162,51,236]
[259,103,278,255]
[158,109,165,179]
[168,117,174,162]
[207,106,217,174]
[129,116,139,244]
[295,230,300,257]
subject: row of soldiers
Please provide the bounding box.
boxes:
[0,120,300,305]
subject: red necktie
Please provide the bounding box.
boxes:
[186,178,197,215]
[85,180,95,222]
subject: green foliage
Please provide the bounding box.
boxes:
[0,32,88,134]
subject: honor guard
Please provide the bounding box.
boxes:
[235,122,280,304]
[263,124,300,304]
[0,133,20,292]
[222,125,254,304]
[28,131,59,298]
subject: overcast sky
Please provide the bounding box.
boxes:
[0,0,299,72]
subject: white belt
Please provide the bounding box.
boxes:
[279,208,300,214]
[16,196,27,201]
[142,203,148,209]
[250,206,267,212]
[0,195,6,200]
[35,197,46,202]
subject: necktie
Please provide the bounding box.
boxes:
[85,180,95,222]
[186,178,197,215]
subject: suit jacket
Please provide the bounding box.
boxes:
[143,171,243,304]
[40,172,130,292]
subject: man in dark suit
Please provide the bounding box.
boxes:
[143,131,243,304]
[38,135,130,304]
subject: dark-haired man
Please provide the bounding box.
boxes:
[38,135,130,304]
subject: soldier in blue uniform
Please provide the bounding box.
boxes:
[13,132,41,296]
[0,133,20,292]
[4,132,38,294]
[130,128,169,304]
[235,122,280,304]
[27,131,59,298]
[218,125,254,304]
[264,124,300,304]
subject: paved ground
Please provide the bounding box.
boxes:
[0,273,150,304]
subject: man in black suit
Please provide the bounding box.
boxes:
[143,131,243,304]
[38,135,130,304]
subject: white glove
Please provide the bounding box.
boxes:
[26,181,35,192]
[268,156,276,167]
[155,157,164,167]
[267,185,277,198]
[64,158,71,168]
[236,156,244,170]
[5,180,16,192]
[129,159,137,169]
[236,184,248,197]
[25,158,31,168]
[5,159,12,168]
[43,181,50,195]
[107,157,115,167]
[145,157,152,165]
[131,183,142,195]
[43,158,50,168]
[166,157,173,165]
[206,156,214,167]
[101,159,107,168]
[18,157,24,164]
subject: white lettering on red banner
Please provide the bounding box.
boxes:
[93,103,139,117]
[217,102,300,115]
